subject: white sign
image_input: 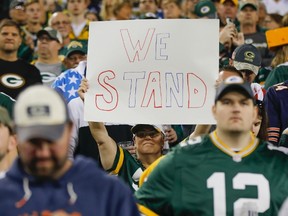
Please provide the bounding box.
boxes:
[85,19,219,124]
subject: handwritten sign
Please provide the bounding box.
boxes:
[85,19,219,124]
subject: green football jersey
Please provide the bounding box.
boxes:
[136,132,288,216]
[107,145,145,192]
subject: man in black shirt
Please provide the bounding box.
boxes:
[0,19,42,99]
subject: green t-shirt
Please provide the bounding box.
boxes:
[136,133,288,216]
[107,145,145,192]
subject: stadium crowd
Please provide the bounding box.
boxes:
[0,0,288,215]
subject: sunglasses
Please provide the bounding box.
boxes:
[135,130,161,138]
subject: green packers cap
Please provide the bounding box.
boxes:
[232,44,261,75]
[131,124,165,136]
[14,85,70,142]
[215,76,255,103]
[37,27,63,44]
[194,0,217,18]
[66,41,87,58]
[0,106,13,133]
[239,1,258,11]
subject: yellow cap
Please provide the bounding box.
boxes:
[220,0,238,6]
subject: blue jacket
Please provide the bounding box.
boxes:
[0,156,140,216]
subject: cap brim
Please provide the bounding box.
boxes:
[240,3,257,10]
[233,61,259,75]
[131,124,163,135]
[66,50,86,58]
[17,124,65,143]
[216,84,254,103]
[37,30,59,43]
[37,30,50,38]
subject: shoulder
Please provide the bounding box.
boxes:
[276,62,288,69]
[265,142,288,155]
[270,64,288,76]
[139,156,164,187]
[0,92,15,102]
[258,142,288,162]
[272,81,288,91]
[177,135,207,149]
[155,135,209,168]
[18,59,39,70]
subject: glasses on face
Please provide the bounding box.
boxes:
[38,36,54,42]
[52,21,70,26]
[135,130,160,138]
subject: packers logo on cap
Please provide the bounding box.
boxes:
[201,6,210,14]
[68,41,83,49]
[244,51,255,63]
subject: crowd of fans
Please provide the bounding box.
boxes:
[1,0,288,215]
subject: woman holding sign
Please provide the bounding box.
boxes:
[78,78,167,192]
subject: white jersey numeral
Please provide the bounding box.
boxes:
[207,172,270,215]
[207,172,226,216]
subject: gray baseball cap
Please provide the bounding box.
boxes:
[215,76,255,104]
[10,0,25,9]
[14,85,70,142]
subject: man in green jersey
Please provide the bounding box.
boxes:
[136,76,288,216]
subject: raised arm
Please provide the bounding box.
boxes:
[78,78,117,170]
[189,124,211,139]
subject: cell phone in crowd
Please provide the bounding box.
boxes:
[226,17,232,25]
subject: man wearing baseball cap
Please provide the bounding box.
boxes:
[63,40,87,69]
[230,44,265,102]
[219,0,238,25]
[230,44,261,82]
[136,76,288,215]
[237,0,273,67]
[0,85,140,215]
[9,0,27,26]
[35,27,64,86]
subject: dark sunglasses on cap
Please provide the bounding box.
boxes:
[135,130,161,138]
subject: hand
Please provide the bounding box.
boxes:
[232,32,244,47]
[189,124,211,139]
[165,128,178,143]
[78,78,89,101]
[24,35,34,50]
[126,145,137,156]
[219,24,237,45]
